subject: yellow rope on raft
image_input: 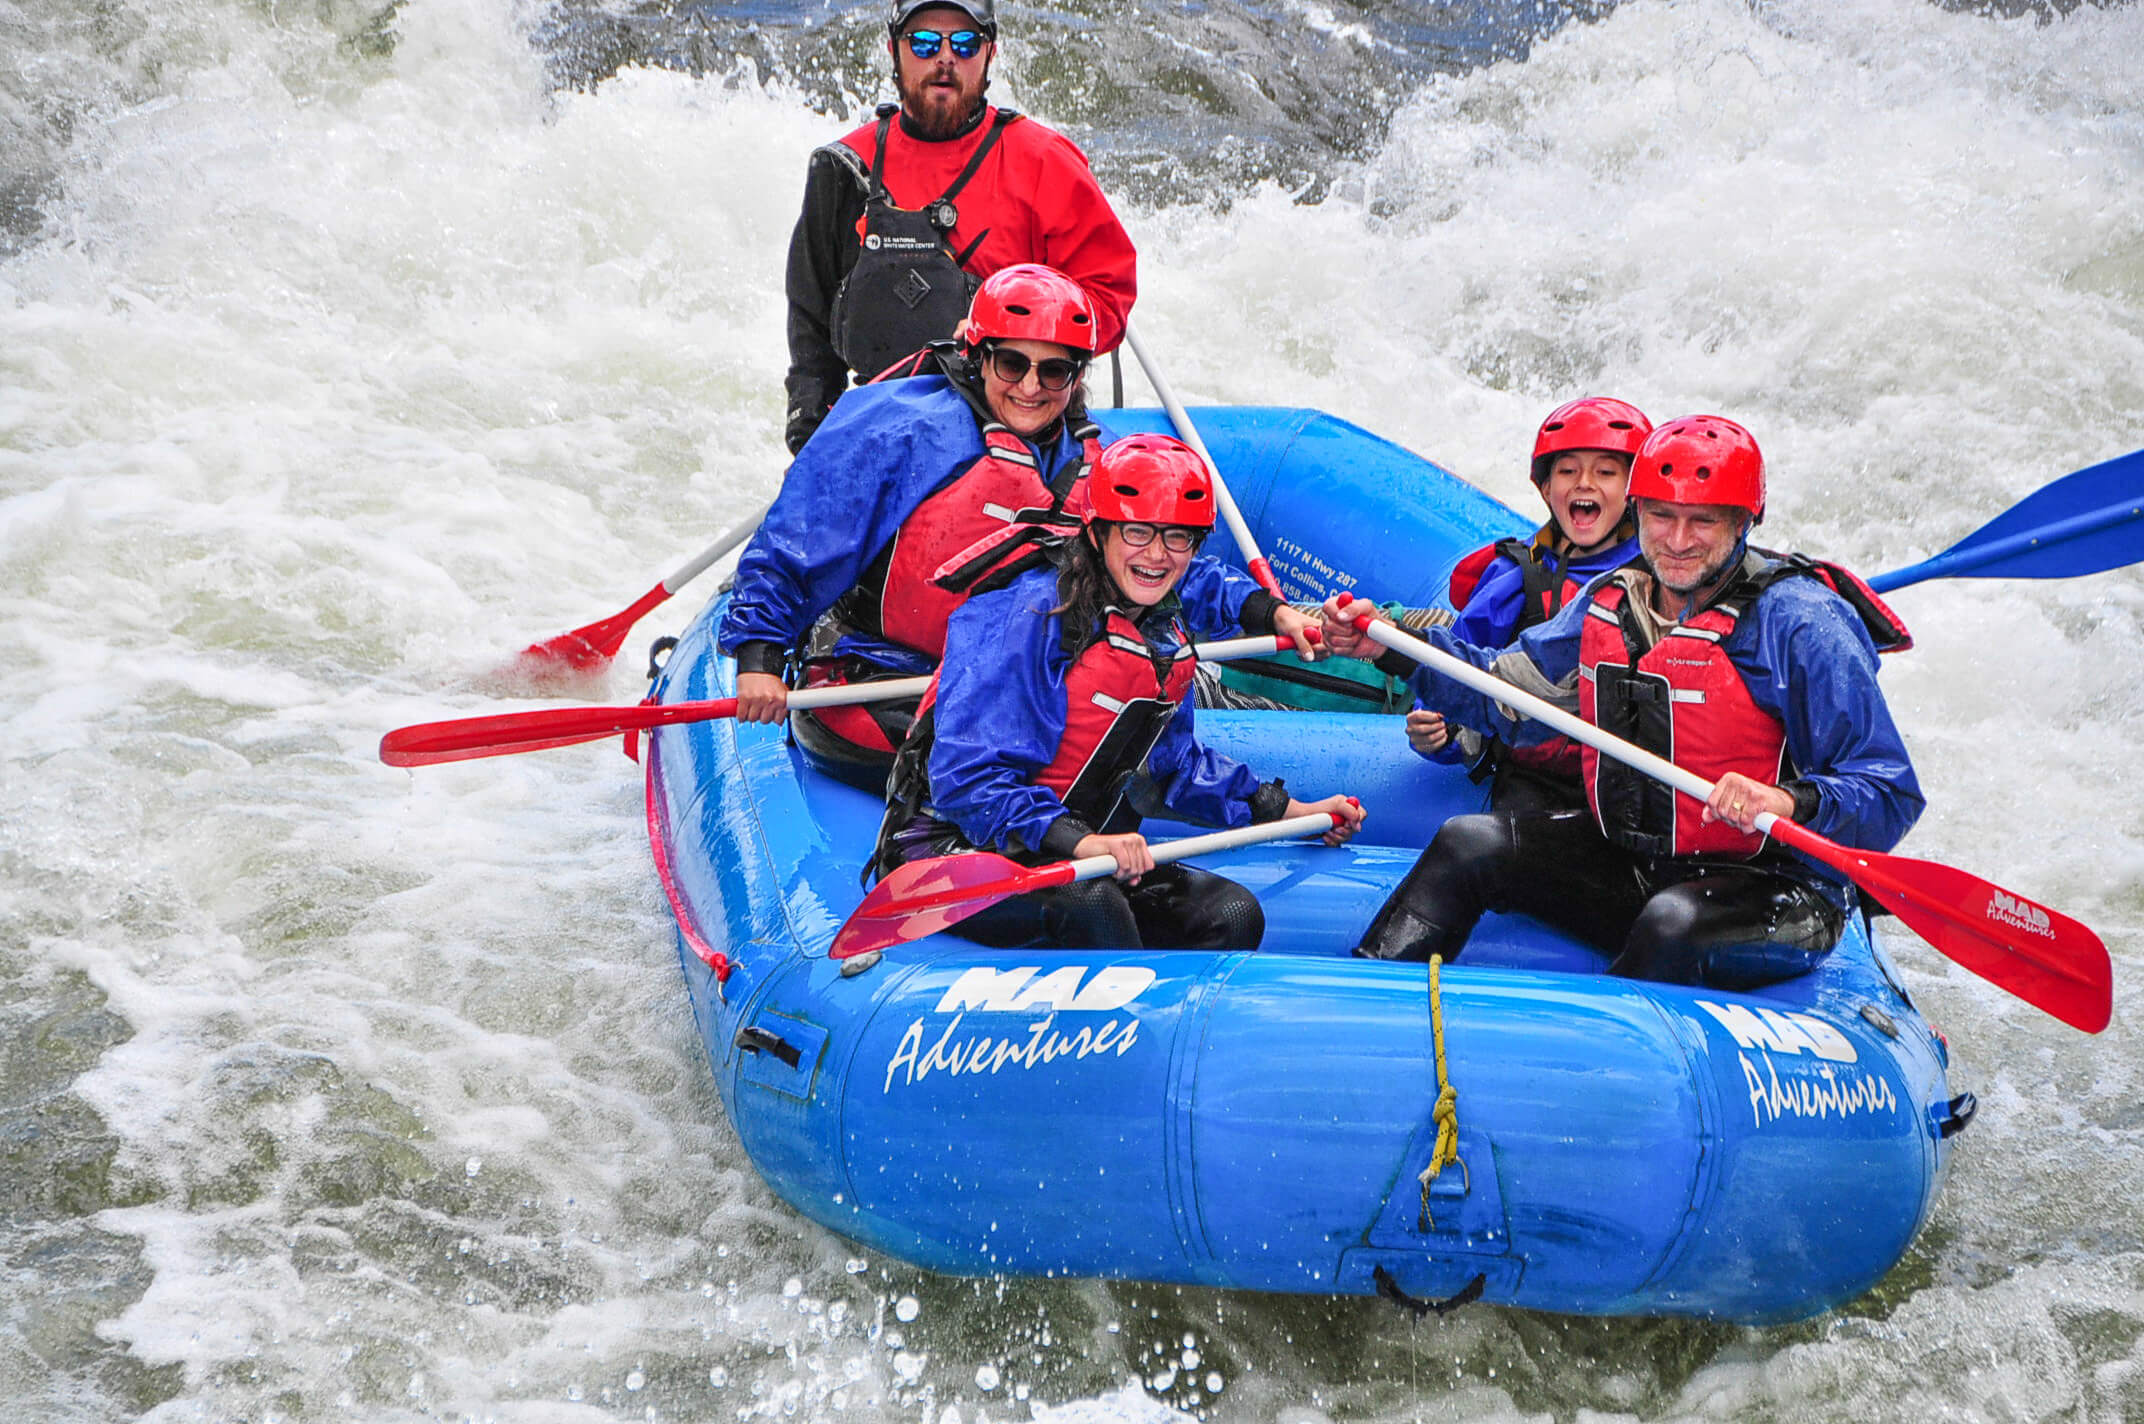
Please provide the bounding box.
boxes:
[1418,953,1468,1230]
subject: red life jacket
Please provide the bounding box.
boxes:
[1577,570,1789,860]
[1447,535,1589,631]
[1575,554,1910,859]
[833,419,1099,659]
[870,604,1198,880]
[1035,609,1200,828]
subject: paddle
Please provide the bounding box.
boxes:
[1352,615,2112,1033]
[513,501,774,673]
[829,811,1345,961]
[1123,318,1284,597]
[384,632,1319,768]
[1869,447,2144,593]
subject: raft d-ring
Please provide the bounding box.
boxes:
[646,635,679,683]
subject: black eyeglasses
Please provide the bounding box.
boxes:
[902,29,986,60]
[1116,522,1204,554]
[984,345,1086,392]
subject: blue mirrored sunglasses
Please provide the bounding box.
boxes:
[902,29,986,60]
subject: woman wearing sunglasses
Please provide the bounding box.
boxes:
[781,0,1139,454]
[724,266,1314,790]
[868,436,1365,950]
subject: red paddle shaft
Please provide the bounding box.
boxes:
[386,631,1322,768]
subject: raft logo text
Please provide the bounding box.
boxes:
[1986,890,2054,940]
[881,969,1158,1093]
[933,965,1154,1014]
[1694,1001,1902,1130]
[1694,1001,1857,1063]
[1268,535,1358,601]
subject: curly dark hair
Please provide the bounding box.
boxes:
[1049,526,1120,660]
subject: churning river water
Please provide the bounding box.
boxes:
[3,0,2142,1419]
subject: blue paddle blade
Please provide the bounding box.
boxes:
[1871,447,2144,592]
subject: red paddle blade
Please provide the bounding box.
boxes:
[1838,844,2112,1034]
[514,583,670,673]
[830,852,1055,960]
[379,698,741,768]
[381,712,624,767]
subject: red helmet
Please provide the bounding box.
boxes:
[1629,415,1765,522]
[964,264,1096,355]
[1087,435,1216,528]
[1530,397,1652,484]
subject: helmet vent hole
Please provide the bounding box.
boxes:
[1184,489,1207,502]
[1110,483,1140,497]
[1004,303,1031,316]
[1696,466,1713,481]
[1071,313,1091,325]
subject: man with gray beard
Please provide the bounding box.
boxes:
[781,0,1138,454]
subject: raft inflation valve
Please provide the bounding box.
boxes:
[1858,1003,1899,1039]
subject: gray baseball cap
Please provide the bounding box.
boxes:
[890,0,996,36]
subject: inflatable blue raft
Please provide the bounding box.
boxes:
[643,408,1962,1324]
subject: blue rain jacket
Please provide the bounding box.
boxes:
[1400,560,1925,893]
[1426,529,1639,765]
[1449,531,1641,647]
[720,376,1264,674]
[927,568,1265,857]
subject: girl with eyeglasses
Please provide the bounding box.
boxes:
[869,435,1364,949]
[723,267,1322,792]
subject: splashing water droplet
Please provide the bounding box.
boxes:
[974,1364,1000,1391]
[895,1295,920,1322]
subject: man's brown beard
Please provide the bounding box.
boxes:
[896,64,988,140]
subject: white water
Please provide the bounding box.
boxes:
[3,0,2141,1419]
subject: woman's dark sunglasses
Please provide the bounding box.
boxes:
[984,345,1086,392]
[903,29,986,60]
[1116,522,1204,554]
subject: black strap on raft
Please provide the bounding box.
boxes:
[734,1024,802,1068]
[1373,1265,1486,1318]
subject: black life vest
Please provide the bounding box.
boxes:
[828,105,1020,383]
